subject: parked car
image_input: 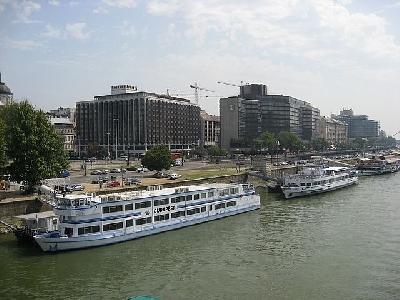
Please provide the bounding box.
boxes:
[110,168,121,173]
[90,170,102,175]
[92,176,110,184]
[169,173,181,180]
[126,166,137,171]
[106,180,120,188]
[136,166,149,173]
[124,178,141,186]
[71,184,84,191]
[152,172,169,178]
[59,170,70,178]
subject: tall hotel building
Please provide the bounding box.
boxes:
[76,85,201,157]
[220,84,320,152]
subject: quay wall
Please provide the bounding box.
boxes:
[0,198,52,219]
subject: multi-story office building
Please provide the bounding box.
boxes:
[76,85,201,158]
[331,109,379,139]
[200,110,220,147]
[318,116,348,144]
[220,84,320,152]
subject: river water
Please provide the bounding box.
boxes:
[1,172,400,300]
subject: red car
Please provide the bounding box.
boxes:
[105,180,120,188]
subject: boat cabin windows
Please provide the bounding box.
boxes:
[135,201,151,209]
[230,187,239,195]
[219,189,230,196]
[201,192,207,199]
[78,225,100,235]
[186,195,192,201]
[208,191,215,197]
[64,227,73,236]
[194,193,200,200]
[171,196,185,203]
[226,201,236,207]
[215,203,226,210]
[125,203,134,211]
[154,213,170,222]
[154,198,169,206]
[171,211,186,218]
[103,222,123,231]
[136,217,152,225]
[103,205,123,214]
[126,219,134,227]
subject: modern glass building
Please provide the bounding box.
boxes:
[331,109,379,139]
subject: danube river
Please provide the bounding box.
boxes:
[1,172,400,300]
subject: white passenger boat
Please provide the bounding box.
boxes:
[34,183,260,252]
[356,157,400,176]
[281,166,358,199]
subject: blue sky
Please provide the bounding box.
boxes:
[1,0,399,136]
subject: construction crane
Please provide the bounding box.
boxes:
[166,89,191,97]
[190,82,214,105]
[217,81,243,87]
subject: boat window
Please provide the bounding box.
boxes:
[300,183,306,186]
[78,225,100,235]
[201,192,207,199]
[103,222,123,231]
[208,191,214,197]
[194,194,200,200]
[227,201,236,207]
[64,227,73,236]
[154,199,160,206]
[201,206,206,212]
[186,195,192,201]
[126,219,134,227]
[103,206,110,214]
[306,183,311,187]
[125,203,133,211]
[230,188,238,195]
[154,213,170,222]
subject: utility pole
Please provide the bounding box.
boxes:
[114,119,119,160]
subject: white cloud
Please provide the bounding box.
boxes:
[66,23,91,40]
[147,0,180,16]
[119,21,135,36]
[93,7,108,14]
[42,24,61,38]
[102,0,138,8]
[12,0,41,24]
[48,0,59,6]
[384,1,400,8]
[69,1,78,7]
[158,23,180,45]
[8,38,43,50]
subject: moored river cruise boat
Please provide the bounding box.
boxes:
[34,183,260,252]
[281,166,358,199]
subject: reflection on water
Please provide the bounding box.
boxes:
[1,173,400,299]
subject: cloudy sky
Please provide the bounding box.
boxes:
[1,0,399,136]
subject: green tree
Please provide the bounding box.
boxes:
[1,101,69,191]
[191,146,208,158]
[309,138,330,151]
[276,131,303,152]
[0,118,8,172]
[253,132,277,154]
[141,145,173,171]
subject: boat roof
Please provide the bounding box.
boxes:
[15,211,56,220]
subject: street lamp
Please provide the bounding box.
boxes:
[114,119,119,160]
[106,132,110,162]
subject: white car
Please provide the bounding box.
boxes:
[169,173,181,180]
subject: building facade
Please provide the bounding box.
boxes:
[0,73,13,106]
[50,117,75,153]
[200,110,220,147]
[220,84,320,152]
[75,85,201,158]
[331,109,379,139]
[318,116,348,144]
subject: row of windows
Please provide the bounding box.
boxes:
[78,200,240,234]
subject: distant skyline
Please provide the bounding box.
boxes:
[1,0,399,136]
